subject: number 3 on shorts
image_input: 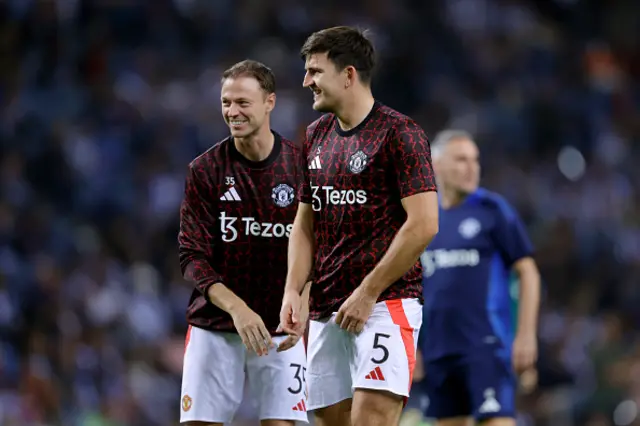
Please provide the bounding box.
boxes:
[371,333,390,364]
[287,363,307,394]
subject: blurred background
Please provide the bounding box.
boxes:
[0,0,638,425]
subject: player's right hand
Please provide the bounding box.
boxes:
[276,332,302,353]
[278,289,303,336]
[230,304,274,356]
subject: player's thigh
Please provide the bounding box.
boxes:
[313,398,352,426]
[348,299,422,426]
[180,326,246,424]
[306,318,353,411]
[351,299,422,399]
[246,335,308,423]
[351,388,404,426]
[423,357,473,420]
[466,352,517,422]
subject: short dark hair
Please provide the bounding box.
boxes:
[300,26,376,84]
[221,60,276,94]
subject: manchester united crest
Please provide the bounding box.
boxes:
[182,394,192,412]
[272,183,295,207]
[348,150,368,174]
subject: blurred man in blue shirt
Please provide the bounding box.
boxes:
[419,130,541,426]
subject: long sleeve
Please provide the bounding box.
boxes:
[178,164,224,297]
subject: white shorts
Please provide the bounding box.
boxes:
[306,298,422,410]
[180,326,308,424]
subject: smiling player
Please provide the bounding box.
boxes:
[279,26,439,426]
[178,60,308,426]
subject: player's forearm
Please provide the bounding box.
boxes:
[515,260,541,337]
[362,219,438,297]
[205,282,248,315]
[181,256,225,296]
[301,281,312,302]
[285,206,315,294]
[178,170,225,297]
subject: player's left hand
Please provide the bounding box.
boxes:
[512,332,538,375]
[335,286,377,334]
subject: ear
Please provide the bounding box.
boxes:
[265,93,276,113]
[344,65,357,88]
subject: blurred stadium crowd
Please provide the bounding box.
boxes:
[0,0,638,425]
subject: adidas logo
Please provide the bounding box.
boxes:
[478,388,501,413]
[308,155,322,170]
[365,366,386,381]
[220,187,241,201]
[292,399,307,412]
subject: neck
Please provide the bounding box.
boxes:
[439,184,469,209]
[234,126,274,162]
[335,88,375,131]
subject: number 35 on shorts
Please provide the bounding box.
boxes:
[287,362,308,399]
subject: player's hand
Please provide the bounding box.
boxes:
[335,286,377,334]
[278,289,305,336]
[512,332,538,375]
[519,368,538,394]
[230,304,274,356]
[276,333,302,352]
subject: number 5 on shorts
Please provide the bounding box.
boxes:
[371,333,390,364]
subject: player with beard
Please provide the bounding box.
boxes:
[179,60,309,426]
[278,27,439,426]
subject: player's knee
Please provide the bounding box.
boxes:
[314,398,352,426]
[478,417,516,426]
[351,389,403,426]
[183,422,223,426]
